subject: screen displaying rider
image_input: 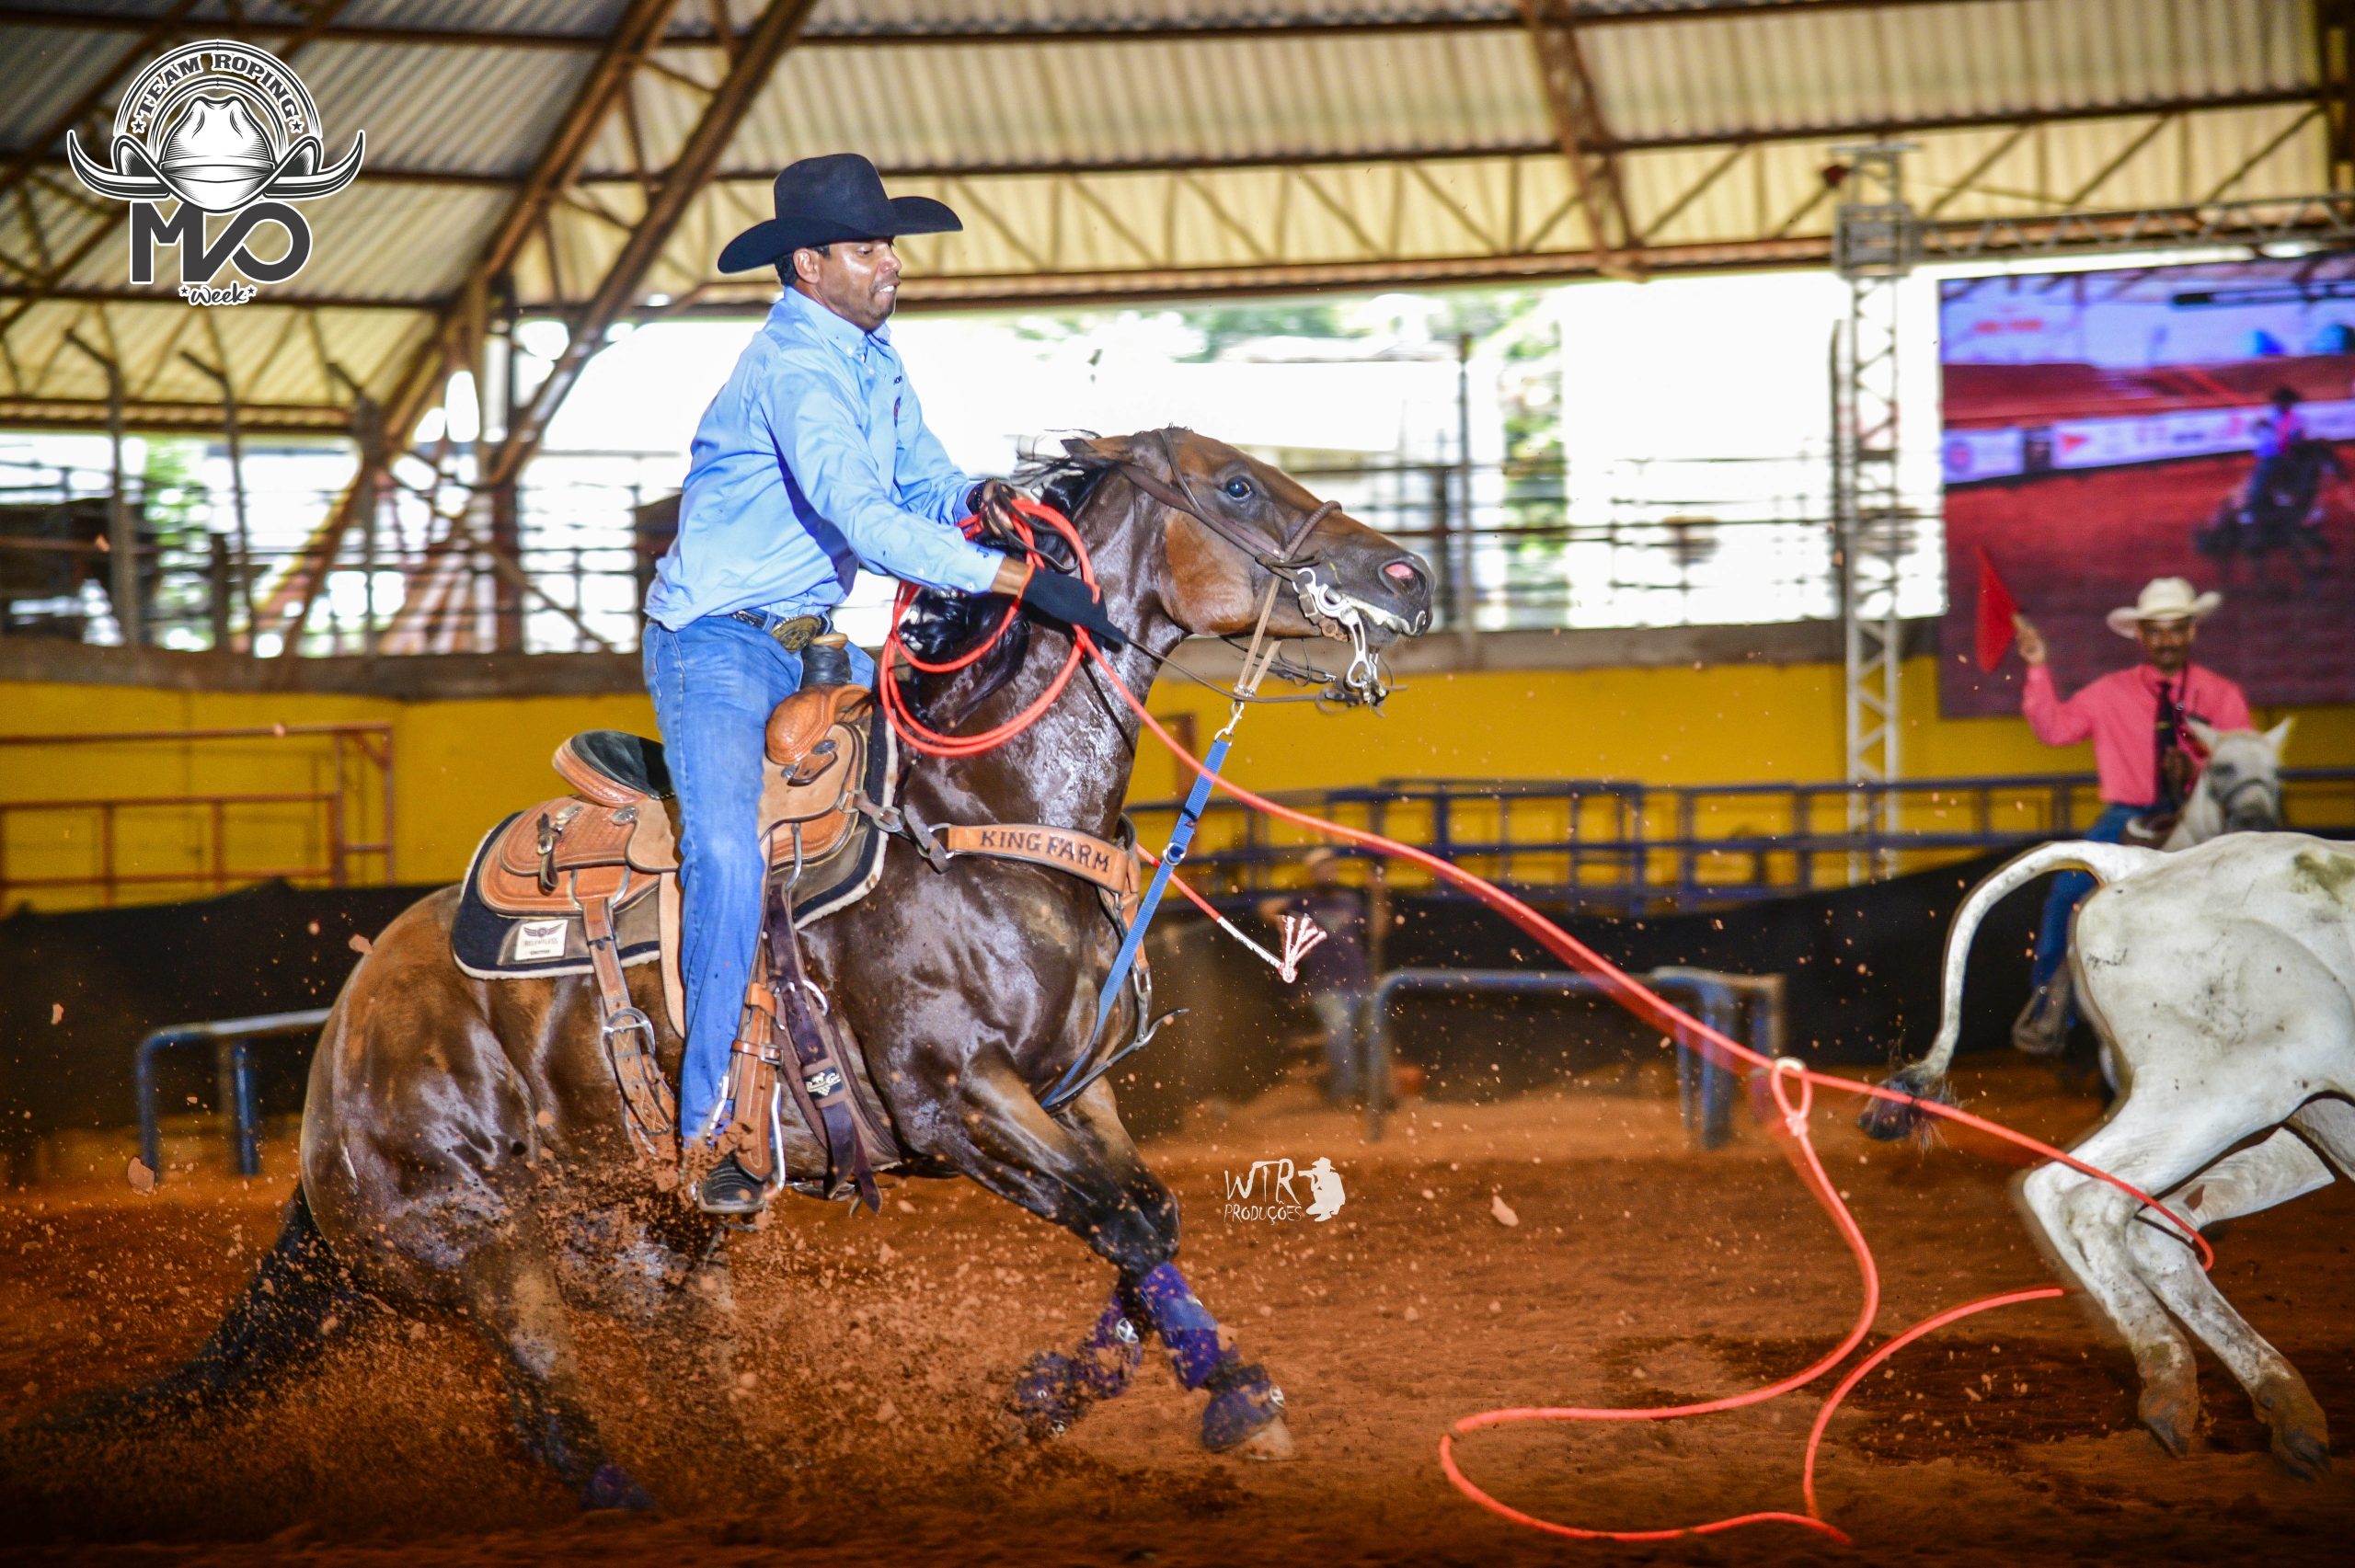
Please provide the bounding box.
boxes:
[2009,576,2250,1056]
[643,154,1120,1215]
[2242,385,2309,521]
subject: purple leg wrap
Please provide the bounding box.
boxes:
[1134,1262,1228,1391]
[1009,1286,1143,1438]
[1074,1292,1143,1399]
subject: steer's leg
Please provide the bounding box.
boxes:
[2017,1096,2237,1460]
[2127,1128,2336,1477]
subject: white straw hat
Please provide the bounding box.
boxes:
[2106,576,2221,637]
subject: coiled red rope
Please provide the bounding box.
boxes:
[883,498,2209,1543]
[879,496,1097,759]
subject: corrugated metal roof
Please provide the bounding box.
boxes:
[605,28,1549,179]
[1586,0,2314,143]
[296,39,595,178]
[1,295,435,412]
[0,0,2340,433]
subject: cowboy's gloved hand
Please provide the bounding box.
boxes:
[965,478,1022,542]
[996,559,1128,649]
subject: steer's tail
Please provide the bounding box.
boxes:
[1857,840,2160,1141]
[37,1184,365,1432]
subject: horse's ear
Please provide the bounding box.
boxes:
[1063,432,1136,467]
[2186,717,2221,751]
[2265,715,2296,757]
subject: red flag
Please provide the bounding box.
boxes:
[1973,546,2018,671]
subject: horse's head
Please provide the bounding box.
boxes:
[1051,429,1432,681]
[2188,717,2294,832]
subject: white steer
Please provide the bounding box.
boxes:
[1864,831,2355,1476]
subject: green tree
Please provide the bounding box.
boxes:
[134,439,213,645]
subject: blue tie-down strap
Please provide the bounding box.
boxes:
[1039,733,1232,1112]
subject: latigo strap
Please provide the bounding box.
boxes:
[763,876,884,1211]
[577,867,676,1156]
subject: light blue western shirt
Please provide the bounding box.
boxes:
[644,287,1002,629]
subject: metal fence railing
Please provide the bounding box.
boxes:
[1,449,1944,657]
[0,724,394,909]
[1127,769,2355,912]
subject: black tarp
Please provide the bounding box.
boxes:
[0,881,438,1171]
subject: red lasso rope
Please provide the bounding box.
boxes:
[879,497,1098,759]
[881,498,2209,1543]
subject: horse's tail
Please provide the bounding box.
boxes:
[39,1185,365,1431]
[1858,841,2160,1141]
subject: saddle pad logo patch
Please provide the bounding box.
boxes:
[511,918,569,962]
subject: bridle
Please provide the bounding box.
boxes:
[1103,429,1338,584]
[1094,428,1428,701]
[2210,768,2281,826]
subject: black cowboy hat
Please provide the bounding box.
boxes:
[717,153,960,274]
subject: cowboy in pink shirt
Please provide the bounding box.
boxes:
[2010,577,2251,1052]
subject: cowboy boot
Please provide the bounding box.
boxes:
[696,986,782,1217]
[2010,971,2073,1058]
[697,1153,765,1217]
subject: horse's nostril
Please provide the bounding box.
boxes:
[1383,557,1423,587]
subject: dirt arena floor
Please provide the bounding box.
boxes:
[4,1058,2352,1566]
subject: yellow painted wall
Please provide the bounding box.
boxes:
[4,658,2350,912]
[1141,656,2352,795]
[0,682,659,911]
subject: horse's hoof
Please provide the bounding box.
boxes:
[580,1462,658,1512]
[1009,1351,1084,1442]
[1232,1414,1296,1461]
[1201,1362,1292,1457]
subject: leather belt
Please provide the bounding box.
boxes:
[730,609,830,651]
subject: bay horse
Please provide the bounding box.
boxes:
[103,429,1431,1506]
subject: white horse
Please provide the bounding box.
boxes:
[2161,719,2295,847]
[1865,830,2354,1476]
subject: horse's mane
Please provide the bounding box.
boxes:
[1017,438,1121,524]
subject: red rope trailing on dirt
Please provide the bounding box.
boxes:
[1082,664,2204,1541]
[881,498,2211,1542]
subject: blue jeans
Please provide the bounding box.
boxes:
[2028,802,2146,991]
[1311,990,1366,1104]
[643,615,875,1139]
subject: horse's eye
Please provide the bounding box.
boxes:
[1222,476,1253,500]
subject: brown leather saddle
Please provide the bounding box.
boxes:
[454,677,900,1196]
[452,659,1151,1212]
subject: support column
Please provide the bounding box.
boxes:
[64,332,140,647]
[1829,143,1913,883]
